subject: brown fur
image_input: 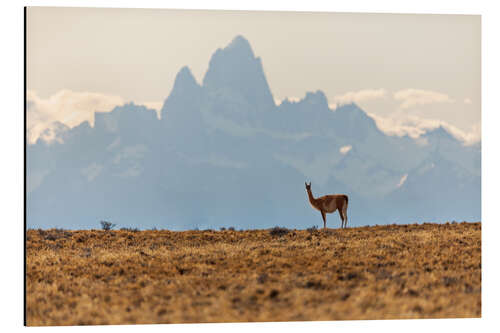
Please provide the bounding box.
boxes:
[305,182,349,229]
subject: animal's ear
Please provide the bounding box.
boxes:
[305,182,307,187]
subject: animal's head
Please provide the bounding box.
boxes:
[305,182,311,191]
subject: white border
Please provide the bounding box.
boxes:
[2,1,499,332]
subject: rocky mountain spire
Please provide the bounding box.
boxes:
[160,66,202,121]
[202,35,275,112]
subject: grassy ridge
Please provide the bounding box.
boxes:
[26,222,481,325]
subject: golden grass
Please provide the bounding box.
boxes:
[26,222,481,326]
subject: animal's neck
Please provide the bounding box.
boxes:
[307,190,316,205]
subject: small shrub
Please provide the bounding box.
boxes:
[307,225,319,234]
[44,229,72,241]
[269,289,280,299]
[228,227,235,231]
[45,234,57,241]
[220,227,226,231]
[269,226,289,237]
[120,227,140,232]
[323,229,335,236]
[100,221,116,231]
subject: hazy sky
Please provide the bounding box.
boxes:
[27,7,481,144]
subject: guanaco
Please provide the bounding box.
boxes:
[305,182,348,229]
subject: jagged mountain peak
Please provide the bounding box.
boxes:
[328,103,382,139]
[161,66,203,120]
[423,125,456,142]
[173,66,199,89]
[302,90,329,109]
[226,35,254,55]
[166,66,201,100]
[93,102,158,134]
[333,103,371,120]
[334,102,362,112]
[202,35,275,111]
[204,36,257,82]
[110,102,156,113]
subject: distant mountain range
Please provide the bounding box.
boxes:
[26,35,481,230]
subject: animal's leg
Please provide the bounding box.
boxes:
[338,209,344,229]
[321,210,326,229]
[343,204,348,228]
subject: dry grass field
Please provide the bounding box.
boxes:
[26,222,481,326]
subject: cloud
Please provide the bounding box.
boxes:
[274,96,302,106]
[367,112,481,146]
[339,145,352,155]
[81,163,103,182]
[393,89,454,109]
[441,122,481,146]
[397,174,408,188]
[27,90,125,144]
[274,97,284,106]
[330,89,387,108]
[27,89,163,144]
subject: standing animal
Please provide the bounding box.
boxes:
[305,182,349,229]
